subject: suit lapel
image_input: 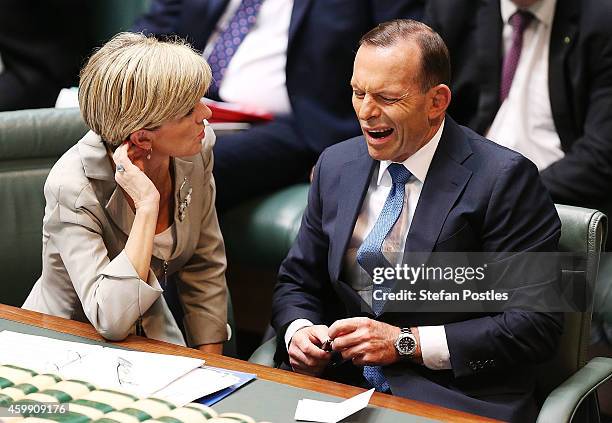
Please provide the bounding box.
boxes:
[288,0,313,49]
[75,131,132,237]
[404,119,473,260]
[329,123,472,314]
[329,140,375,282]
[79,131,115,182]
[183,0,229,49]
[548,0,579,152]
[476,0,503,132]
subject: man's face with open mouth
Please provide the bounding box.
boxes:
[351,40,434,163]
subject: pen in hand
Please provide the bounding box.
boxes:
[321,339,333,352]
[321,338,353,367]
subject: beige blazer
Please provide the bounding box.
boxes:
[23,130,228,347]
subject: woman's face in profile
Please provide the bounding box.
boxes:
[150,99,212,158]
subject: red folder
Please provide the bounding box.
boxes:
[203,99,274,123]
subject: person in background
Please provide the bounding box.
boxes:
[133,0,424,212]
[23,33,229,354]
[425,0,612,217]
[425,0,612,375]
[0,0,95,111]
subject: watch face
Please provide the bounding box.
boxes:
[398,334,416,355]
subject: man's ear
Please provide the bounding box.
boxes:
[127,129,154,150]
[427,84,452,120]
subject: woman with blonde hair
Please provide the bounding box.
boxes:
[23,32,228,353]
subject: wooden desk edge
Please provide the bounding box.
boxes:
[0,304,500,423]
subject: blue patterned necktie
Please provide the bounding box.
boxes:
[207,0,264,97]
[356,162,412,392]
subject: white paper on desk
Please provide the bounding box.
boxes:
[59,348,203,398]
[0,331,103,373]
[152,367,240,406]
[294,388,375,423]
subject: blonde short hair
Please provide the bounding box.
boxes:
[79,32,212,147]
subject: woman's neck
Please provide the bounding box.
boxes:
[145,155,175,233]
[143,156,172,196]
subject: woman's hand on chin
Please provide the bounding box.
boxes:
[113,142,160,211]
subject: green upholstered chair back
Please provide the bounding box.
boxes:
[220,184,309,268]
[0,108,86,168]
[0,108,87,306]
[535,205,607,400]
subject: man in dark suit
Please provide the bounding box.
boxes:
[272,19,562,422]
[424,0,612,363]
[424,0,612,214]
[133,0,423,211]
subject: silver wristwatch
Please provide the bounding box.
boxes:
[394,328,417,357]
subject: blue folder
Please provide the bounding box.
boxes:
[197,366,256,406]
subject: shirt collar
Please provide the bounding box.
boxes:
[500,0,556,28]
[376,119,445,186]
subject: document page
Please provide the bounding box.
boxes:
[0,331,252,404]
[294,388,375,423]
[58,348,203,397]
[0,331,103,373]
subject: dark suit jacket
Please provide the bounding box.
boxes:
[133,0,423,154]
[272,117,563,422]
[425,0,612,213]
[0,0,96,111]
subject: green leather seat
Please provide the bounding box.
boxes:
[0,108,237,357]
[220,184,308,268]
[0,108,87,306]
[536,205,611,422]
[219,184,308,348]
[249,204,612,422]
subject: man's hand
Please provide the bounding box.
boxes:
[328,317,410,366]
[288,325,332,376]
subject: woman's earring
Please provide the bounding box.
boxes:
[147,146,152,160]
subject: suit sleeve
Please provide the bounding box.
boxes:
[540,17,612,208]
[370,0,425,23]
[177,145,228,346]
[45,182,162,342]
[0,62,65,111]
[444,155,564,378]
[271,151,336,362]
[132,0,184,35]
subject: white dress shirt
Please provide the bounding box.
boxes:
[487,0,562,171]
[203,0,293,115]
[286,120,452,371]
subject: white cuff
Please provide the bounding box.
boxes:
[418,325,452,370]
[284,319,314,351]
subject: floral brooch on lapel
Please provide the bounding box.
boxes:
[178,177,192,222]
